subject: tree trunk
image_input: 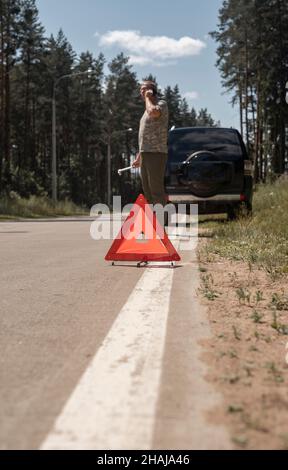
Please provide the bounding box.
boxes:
[254,78,261,183]
[276,0,286,174]
[259,121,264,182]
[4,61,11,176]
[244,29,250,154]
[239,77,244,138]
[23,50,31,169]
[0,3,4,191]
[250,83,256,144]
[4,1,11,179]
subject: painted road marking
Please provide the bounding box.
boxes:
[40,262,175,450]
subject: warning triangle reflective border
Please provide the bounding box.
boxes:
[105,194,181,262]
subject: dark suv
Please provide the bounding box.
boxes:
[165,127,253,219]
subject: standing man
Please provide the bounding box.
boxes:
[133,80,169,207]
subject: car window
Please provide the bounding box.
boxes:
[169,129,243,162]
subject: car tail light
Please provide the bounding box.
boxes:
[240,194,246,202]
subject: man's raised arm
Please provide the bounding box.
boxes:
[145,90,161,118]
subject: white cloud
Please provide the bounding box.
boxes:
[128,55,154,66]
[97,30,206,66]
[183,91,199,101]
[128,55,177,67]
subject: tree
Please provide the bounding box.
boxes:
[0,0,22,191]
[211,0,288,182]
[190,107,198,127]
[197,108,217,127]
[164,85,182,128]
[68,52,105,205]
[9,0,45,197]
[104,53,143,205]
[0,8,219,205]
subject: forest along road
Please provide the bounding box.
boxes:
[0,216,232,450]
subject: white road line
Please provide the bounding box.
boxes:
[40,263,176,450]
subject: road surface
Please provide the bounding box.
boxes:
[0,216,231,450]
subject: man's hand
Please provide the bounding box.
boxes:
[141,87,153,100]
[132,153,141,168]
[145,89,154,99]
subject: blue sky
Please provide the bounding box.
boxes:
[36,0,239,129]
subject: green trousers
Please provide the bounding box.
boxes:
[140,152,168,206]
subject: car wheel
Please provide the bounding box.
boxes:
[244,202,253,217]
[228,202,252,221]
[227,206,239,221]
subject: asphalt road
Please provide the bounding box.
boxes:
[0,217,231,450]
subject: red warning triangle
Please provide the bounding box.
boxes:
[105,194,181,262]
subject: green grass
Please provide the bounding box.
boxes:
[0,195,87,219]
[201,179,288,278]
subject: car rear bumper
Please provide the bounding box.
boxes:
[168,194,242,203]
[167,194,245,215]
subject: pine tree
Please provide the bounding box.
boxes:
[190,107,197,127]
[197,108,217,127]
[10,0,45,194]
[163,84,182,128]
[0,0,22,191]
[179,98,190,127]
[104,53,143,204]
[45,30,76,197]
[211,0,288,181]
[68,52,105,205]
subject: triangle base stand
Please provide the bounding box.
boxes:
[111,261,176,268]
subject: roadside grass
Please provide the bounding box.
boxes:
[200,179,288,278]
[198,254,288,449]
[0,195,87,219]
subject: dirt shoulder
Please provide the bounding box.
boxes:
[198,239,288,450]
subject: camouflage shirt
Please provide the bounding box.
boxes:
[138,99,169,154]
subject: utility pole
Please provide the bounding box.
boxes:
[107,134,111,208]
[106,128,133,208]
[52,84,57,203]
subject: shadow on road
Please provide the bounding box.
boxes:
[0,217,93,223]
[198,232,215,239]
[107,263,183,269]
[199,217,227,225]
[0,231,29,234]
